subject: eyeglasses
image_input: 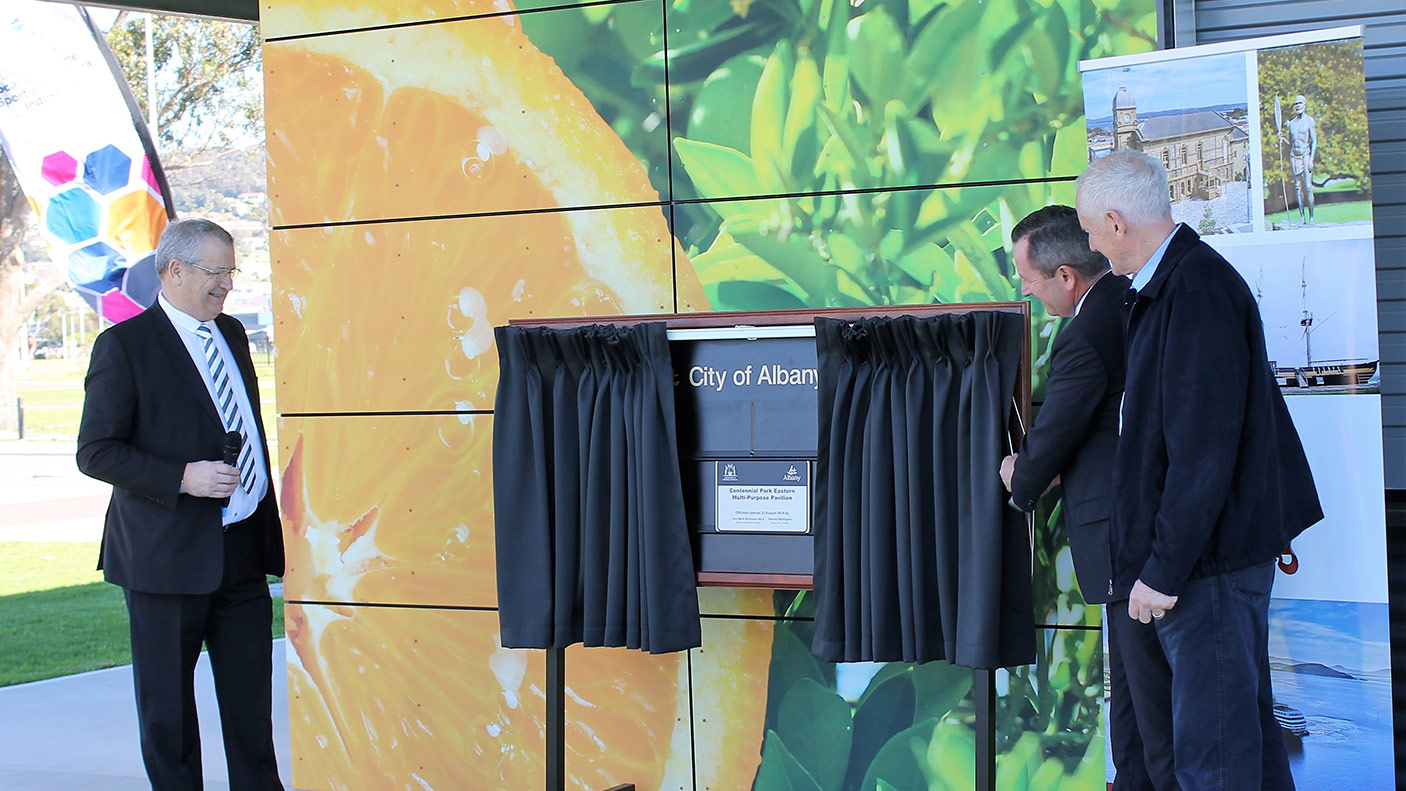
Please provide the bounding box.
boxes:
[183,260,239,279]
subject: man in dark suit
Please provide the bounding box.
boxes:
[77,218,285,791]
[999,205,1172,791]
[1075,151,1321,791]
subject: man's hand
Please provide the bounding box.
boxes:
[1000,454,1017,492]
[182,461,239,498]
[1128,579,1179,624]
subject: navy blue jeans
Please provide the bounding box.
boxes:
[1122,561,1293,791]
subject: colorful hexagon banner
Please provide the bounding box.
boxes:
[0,0,172,323]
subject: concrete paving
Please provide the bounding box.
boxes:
[0,439,299,790]
[0,641,295,791]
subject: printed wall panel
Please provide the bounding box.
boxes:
[265,1,668,226]
[563,645,693,791]
[263,0,1162,787]
[261,0,633,41]
[994,627,1106,789]
[279,414,497,608]
[272,206,691,414]
[285,604,545,790]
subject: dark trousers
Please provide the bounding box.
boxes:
[1118,562,1292,791]
[1109,600,1179,791]
[123,521,284,791]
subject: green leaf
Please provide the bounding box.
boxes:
[816,104,876,189]
[893,243,946,294]
[777,678,854,791]
[689,52,770,155]
[995,731,1044,791]
[860,718,937,791]
[783,50,824,177]
[1050,122,1088,177]
[756,729,825,791]
[925,719,977,790]
[764,624,831,729]
[881,101,920,182]
[845,670,916,791]
[580,4,612,24]
[911,660,974,723]
[674,138,765,203]
[715,280,809,311]
[846,8,906,112]
[752,42,794,193]
[733,229,836,305]
[906,0,987,114]
[1031,756,1066,790]
[689,231,792,290]
[634,19,780,86]
[1041,0,1073,89]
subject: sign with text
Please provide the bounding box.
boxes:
[714,460,811,534]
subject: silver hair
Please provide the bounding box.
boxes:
[154,218,233,276]
[1075,151,1173,227]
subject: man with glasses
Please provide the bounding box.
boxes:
[78,218,285,791]
[999,205,1170,790]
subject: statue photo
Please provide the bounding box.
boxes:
[1277,94,1318,225]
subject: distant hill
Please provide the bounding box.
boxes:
[1269,661,1357,679]
[1087,104,1248,128]
[164,145,267,216]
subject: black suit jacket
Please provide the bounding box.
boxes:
[1114,226,1321,596]
[1010,271,1126,604]
[77,305,284,595]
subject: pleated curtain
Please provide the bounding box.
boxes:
[492,322,701,654]
[811,313,1033,668]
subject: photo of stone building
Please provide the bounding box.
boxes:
[1084,51,1254,233]
[1109,86,1250,202]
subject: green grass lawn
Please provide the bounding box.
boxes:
[16,358,279,443]
[1265,199,1375,229]
[0,541,285,687]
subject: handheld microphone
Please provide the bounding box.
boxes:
[222,430,242,506]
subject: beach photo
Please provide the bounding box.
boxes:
[1268,598,1393,791]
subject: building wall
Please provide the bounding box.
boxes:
[1194,0,1406,488]
[260,0,1155,788]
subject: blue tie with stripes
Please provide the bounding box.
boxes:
[195,323,258,496]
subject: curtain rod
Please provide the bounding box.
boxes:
[665,325,816,341]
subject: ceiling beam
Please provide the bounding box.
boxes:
[39,0,258,23]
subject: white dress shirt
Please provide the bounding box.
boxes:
[158,293,269,525]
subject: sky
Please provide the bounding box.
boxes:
[1083,51,1250,120]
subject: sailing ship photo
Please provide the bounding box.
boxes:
[1220,236,1380,393]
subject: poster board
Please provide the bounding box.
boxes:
[512,302,1032,588]
[1080,25,1391,787]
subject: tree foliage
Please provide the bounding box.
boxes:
[1258,39,1371,191]
[103,13,263,157]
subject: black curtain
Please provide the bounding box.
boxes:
[492,322,701,654]
[811,313,1033,668]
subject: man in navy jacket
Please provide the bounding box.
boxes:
[1000,205,1169,790]
[1075,151,1321,791]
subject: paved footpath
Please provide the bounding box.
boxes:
[0,439,111,542]
[0,440,298,790]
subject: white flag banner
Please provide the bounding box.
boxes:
[0,0,171,322]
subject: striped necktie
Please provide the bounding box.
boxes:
[194,323,258,496]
